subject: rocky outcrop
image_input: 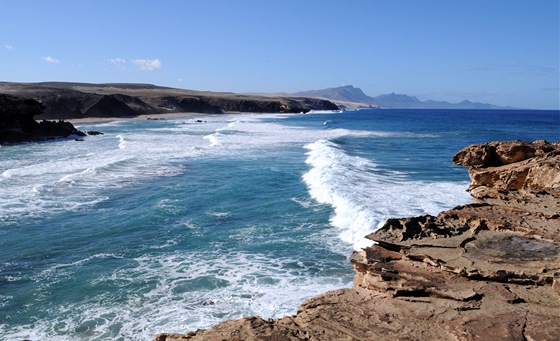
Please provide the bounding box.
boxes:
[201,95,338,114]
[452,140,560,196]
[155,140,560,341]
[0,94,85,144]
[0,82,339,119]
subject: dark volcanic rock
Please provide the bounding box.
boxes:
[202,95,338,114]
[0,82,339,119]
[155,140,560,341]
[81,94,158,118]
[153,96,223,114]
[36,91,159,119]
[0,94,85,144]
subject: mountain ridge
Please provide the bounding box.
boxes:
[0,82,338,119]
[293,85,510,109]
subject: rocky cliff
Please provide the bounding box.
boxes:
[154,140,560,341]
[0,82,339,119]
[0,94,85,144]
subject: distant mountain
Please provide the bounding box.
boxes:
[293,85,507,109]
[293,85,375,105]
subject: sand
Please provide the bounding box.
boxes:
[66,112,210,125]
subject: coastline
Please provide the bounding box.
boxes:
[3,106,558,339]
[65,112,211,125]
[64,110,333,126]
[155,140,560,341]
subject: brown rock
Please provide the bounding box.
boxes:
[453,140,560,195]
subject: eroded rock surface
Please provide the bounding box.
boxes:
[155,140,560,341]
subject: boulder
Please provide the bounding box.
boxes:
[452,140,560,196]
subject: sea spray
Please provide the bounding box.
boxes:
[303,138,471,249]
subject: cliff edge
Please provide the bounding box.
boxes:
[0,94,85,144]
[155,140,560,341]
[0,82,339,119]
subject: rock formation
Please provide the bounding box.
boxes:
[0,94,86,144]
[154,140,560,341]
[0,82,339,120]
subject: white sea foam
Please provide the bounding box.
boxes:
[0,113,320,221]
[203,133,221,147]
[303,139,471,250]
[0,128,194,222]
[290,197,315,208]
[0,113,446,224]
[0,112,473,340]
[0,250,352,341]
[113,134,124,149]
[36,253,125,280]
[187,115,406,153]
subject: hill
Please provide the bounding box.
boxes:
[293,85,375,104]
[0,82,338,120]
[293,85,507,109]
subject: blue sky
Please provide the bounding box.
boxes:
[1,1,558,109]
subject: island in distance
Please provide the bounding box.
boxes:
[292,85,511,110]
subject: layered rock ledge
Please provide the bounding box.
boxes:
[155,140,560,341]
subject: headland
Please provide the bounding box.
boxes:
[0,82,339,120]
[0,82,338,144]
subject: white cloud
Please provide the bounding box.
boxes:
[42,56,61,64]
[4,44,13,50]
[110,57,126,65]
[133,58,162,71]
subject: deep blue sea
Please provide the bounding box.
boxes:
[1,109,558,340]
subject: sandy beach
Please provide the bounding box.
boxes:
[65,112,210,125]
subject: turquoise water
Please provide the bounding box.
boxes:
[1,109,558,340]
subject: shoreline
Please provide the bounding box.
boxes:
[155,140,560,341]
[63,110,334,126]
[64,112,211,125]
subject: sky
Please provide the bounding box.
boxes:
[1,1,558,109]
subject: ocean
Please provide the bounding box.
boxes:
[1,109,558,340]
